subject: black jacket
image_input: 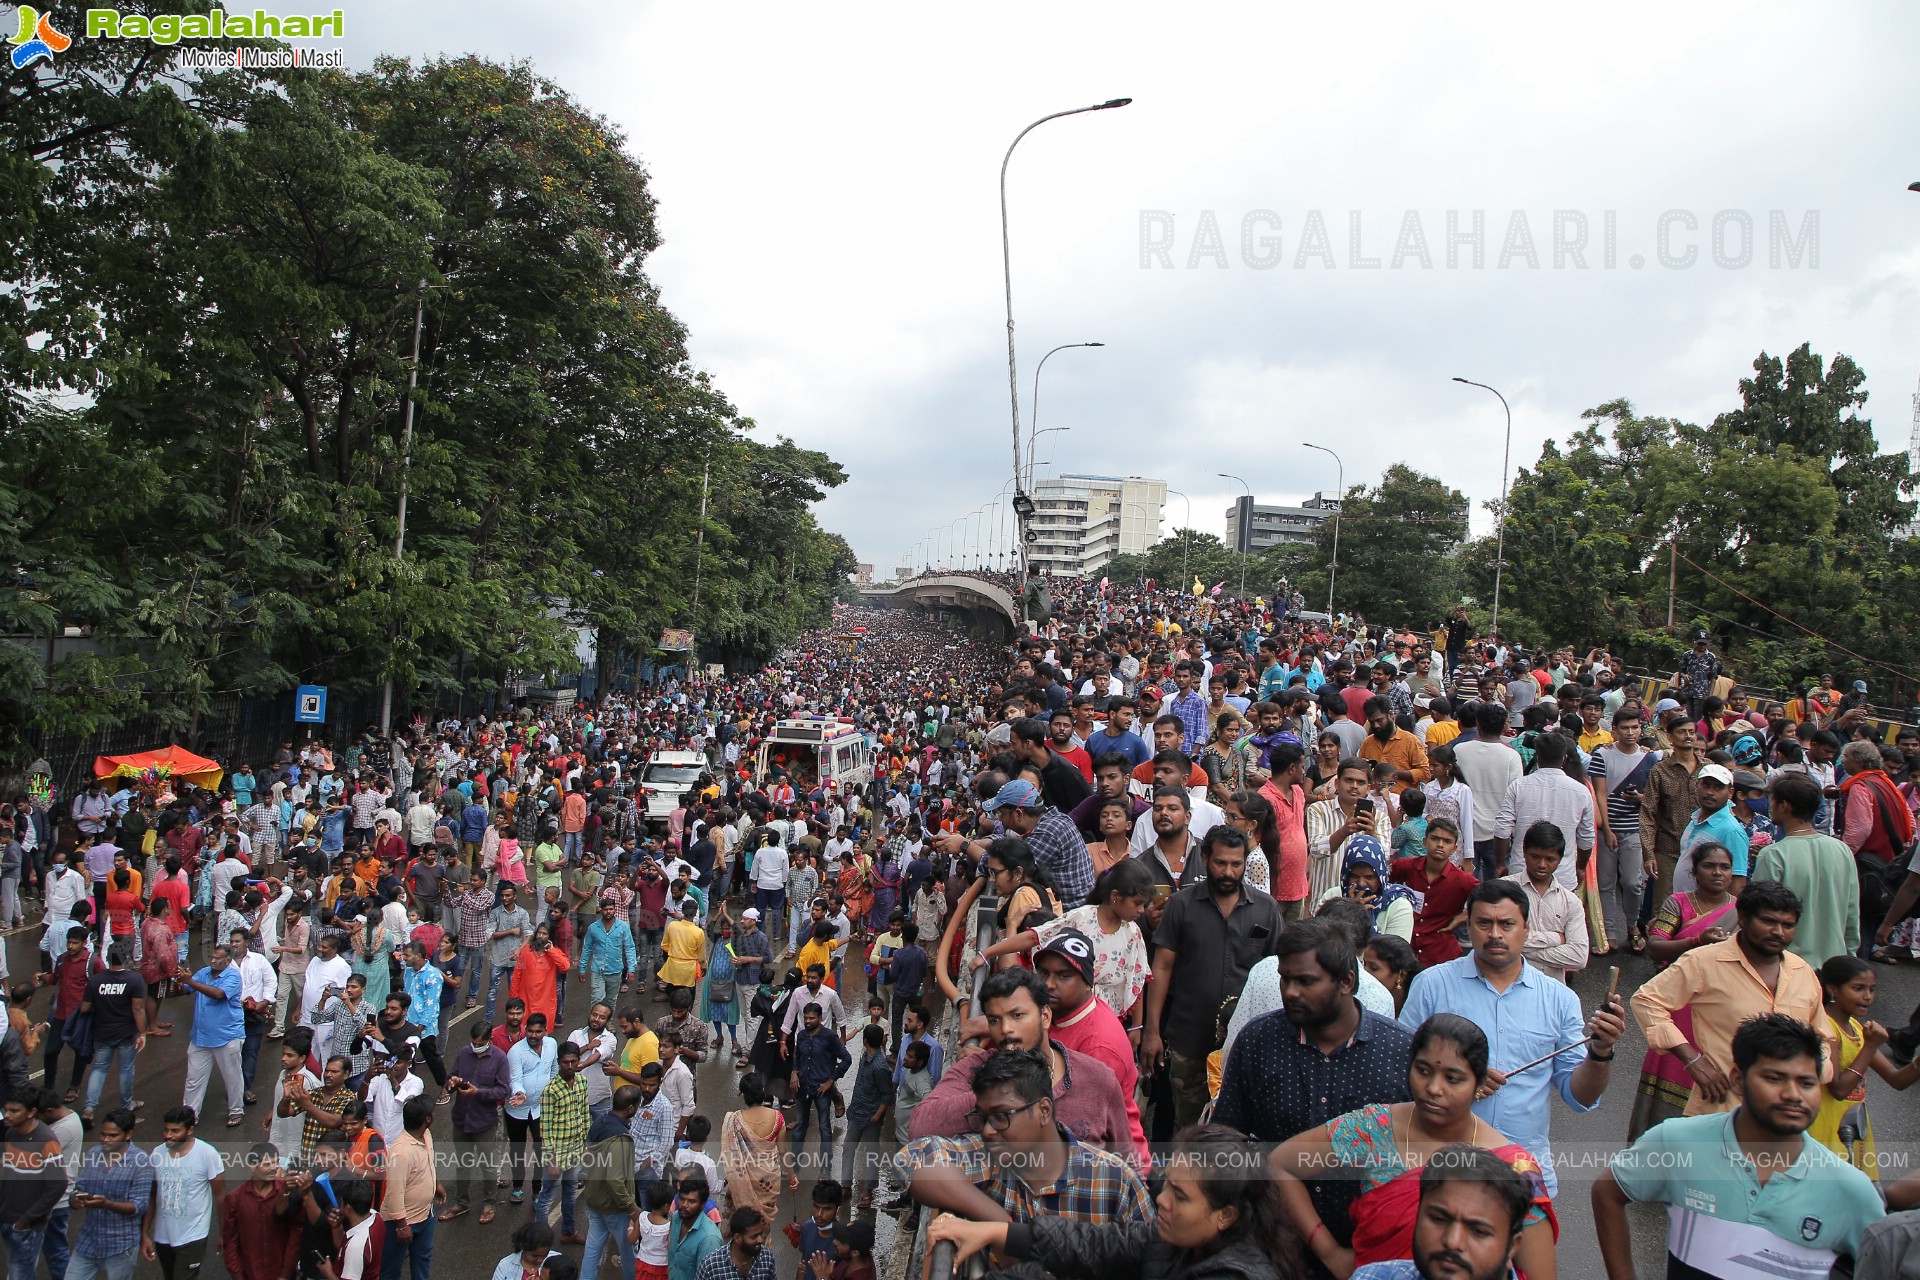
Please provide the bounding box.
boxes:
[999,1217,1289,1280]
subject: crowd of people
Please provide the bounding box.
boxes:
[1,578,1919,1280]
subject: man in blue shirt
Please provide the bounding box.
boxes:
[1674,761,1751,893]
[180,945,247,1127]
[579,899,637,1008]
[1398,880,1627,1195]
[506,1013,559,1202]
[1082,700,1151,769]
[789,1003,851,1167]
[67,1109,153,1280]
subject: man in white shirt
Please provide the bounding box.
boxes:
[226,928,278,1099]
[40,851,88,963]
[1493,734,1596,895]
[364,1051,424,1145]
[658,1039,696,1143]
[298,935,353,1036]
[567,1001,620,1120]
[1452,702,1525,883]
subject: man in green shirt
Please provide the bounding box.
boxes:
[1750,771,1859,964]
[1593,1013,1881,1280]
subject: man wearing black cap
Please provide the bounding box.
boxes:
[1031,929,1147,1168]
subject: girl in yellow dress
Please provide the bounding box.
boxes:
[1813,956,1920,1177]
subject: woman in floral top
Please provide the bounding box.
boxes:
[974,858,1152,1021]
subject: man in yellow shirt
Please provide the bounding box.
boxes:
[659,899,707,999]
[602,1006,659,1090]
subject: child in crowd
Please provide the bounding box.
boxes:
[1389,788,1427,858]
[630,1181,673,1280]
[675,1115,725,1207]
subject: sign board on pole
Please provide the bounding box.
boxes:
[295,685,328,724]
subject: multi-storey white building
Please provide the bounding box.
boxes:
[1027,474,1166,577]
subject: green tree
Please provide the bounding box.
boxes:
[1319,466,1468,625]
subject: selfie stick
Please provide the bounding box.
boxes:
[1507,966,1621,1076]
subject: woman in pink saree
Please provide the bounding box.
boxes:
[1628,840,1738,1140]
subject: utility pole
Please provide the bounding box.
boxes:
[380,279,428,737]
[1668,538,1677,629]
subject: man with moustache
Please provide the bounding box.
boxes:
[1215,919,1413,1272]
[1141,825,1283,1126]
[1592,1014,1883,1280]
[1351,1147,1537,1280]
[1398,880,1627,1197]
[904,967,1132,1156]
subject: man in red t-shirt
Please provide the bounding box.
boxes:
[1047,710,1093,784]
[1032,929,1149,1170]
[1388,816,1479,966]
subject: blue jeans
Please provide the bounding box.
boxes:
[487,962,514,1021]
[533,1162,580,1234]
[588,970,622,1008]
[582,1207,636,1280]
[1,1221,45,1280]
[756,888,785,935]
[564,831,584,861]
[85,1039,138,1112]
[64,1249,136,1280]
[635,928,662,984]
[459,945,487,1006]
[42,1206,70,1280]
[791,1087,835,1170]
[380,1214,435,1280]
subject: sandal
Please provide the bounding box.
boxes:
[64,1089,79,1105]
[1629,930,1648,955]
[438,1206,469,1223]
[478,1205,497,1224]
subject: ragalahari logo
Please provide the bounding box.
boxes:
[9,6,72,67]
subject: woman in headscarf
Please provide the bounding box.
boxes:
[1312,834,1414,941]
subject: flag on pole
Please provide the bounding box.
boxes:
[1099,576,1109,594]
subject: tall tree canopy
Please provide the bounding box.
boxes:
[0,31,851,766]
[1462,344,1919,692]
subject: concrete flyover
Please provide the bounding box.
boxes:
[858,574,1021,640]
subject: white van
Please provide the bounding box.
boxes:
[754,718,874,799]
[640,749,709,830]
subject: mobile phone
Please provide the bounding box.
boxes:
[1355,798,1376,817]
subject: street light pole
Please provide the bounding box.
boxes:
[1453,377,1514,633]
[380,278,429,737]
[1218,472,1253,597]
[1300,444,1344,620]
[1166,487,1194,587]
[1026,342,1104,489]
[1002,98,1131,611]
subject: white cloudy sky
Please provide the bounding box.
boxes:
[333,3,1920,570]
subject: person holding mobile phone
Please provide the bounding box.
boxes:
[1305,758,1377,905]
[67,1109,152,1280]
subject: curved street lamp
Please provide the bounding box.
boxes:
[1218,471,1253,596]
[1027,342,1104,488]
[1002,98,1132,600]
[1300,444,1344,619]
[1453,377,1514,633]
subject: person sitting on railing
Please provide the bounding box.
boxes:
[926,1121,1297,1280]
[902,1047,1151,1235]
[906,967,1132,1156]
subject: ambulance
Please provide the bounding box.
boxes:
[754,717,873,798]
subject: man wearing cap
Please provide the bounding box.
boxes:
[1031,929,1148,1167]
[906,967,1132,1157]
[1673,761,1750,895]
[935,780,1093,910]
[1671,632,1725,721]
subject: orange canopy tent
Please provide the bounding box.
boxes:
[93,746,224,793]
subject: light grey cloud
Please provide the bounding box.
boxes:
[329,2,1920,568]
